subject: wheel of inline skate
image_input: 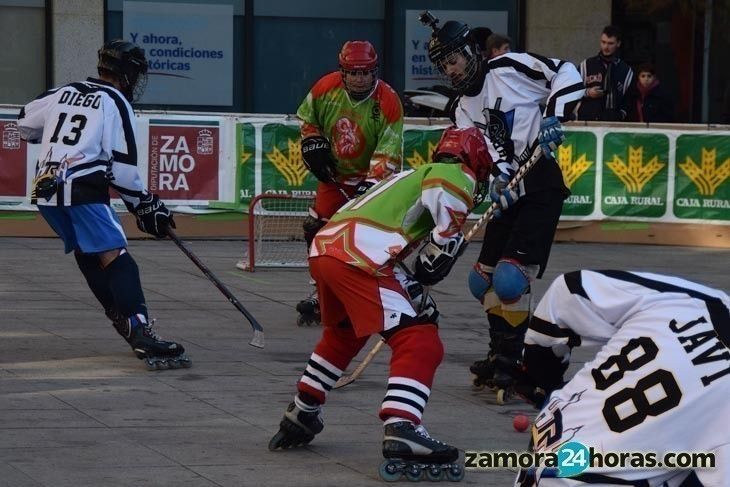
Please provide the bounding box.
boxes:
[404,463,424,481]
[446,464,465,481]
[296,315,307,327]
[471,375,486,391]
[268,430,287,451]
[379,460,402,482]
[426,465,444,481]
[496,388,507,405]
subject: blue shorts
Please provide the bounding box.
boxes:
[39,204,128,254]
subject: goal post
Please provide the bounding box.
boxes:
[236,193,315,271]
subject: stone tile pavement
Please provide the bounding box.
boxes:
[1,237,728,486]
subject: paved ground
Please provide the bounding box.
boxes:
[1,237,729,487]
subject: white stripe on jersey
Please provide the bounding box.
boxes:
[18,78,146,207]
[456,52,584,170]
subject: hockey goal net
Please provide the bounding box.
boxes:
[236,193,315,271]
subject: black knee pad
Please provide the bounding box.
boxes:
[74,252,115,312]
[104,251,147,319]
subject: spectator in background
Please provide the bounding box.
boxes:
[626,63,674,123]
[577,25,634,121]
[470,27,493,60]
[485,33,511,59]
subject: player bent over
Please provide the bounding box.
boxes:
[269,127,492,482]
[421,13,584,402]
[504,270,730,486]
[17,40,190,370]
[295,40,404,326]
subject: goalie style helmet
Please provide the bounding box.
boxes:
[339,41,378,101]
[433,126,493,204]
[98,39,149,103]
[422,14,481,94]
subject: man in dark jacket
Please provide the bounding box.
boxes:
[577,25,634,121]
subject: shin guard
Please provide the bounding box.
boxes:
[380,325,443,424]
[104,251,147,319]
[297,321,368,404]
[74,252,115,313]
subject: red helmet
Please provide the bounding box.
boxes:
[339,41,378,100]
[433,126,492,183]
[339,41,378,71]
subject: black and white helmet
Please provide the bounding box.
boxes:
[421,13,481,94]
[97,39,149,102]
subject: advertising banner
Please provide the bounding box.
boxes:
[561,131,597,216]
[148,120,219,201]
[403,128,443,170]
[601,132,669,218]
[236,122,256,204]
[673,134,730,221]
[0,120,27,197]
[259,123,318,197]
[123,1,233,106]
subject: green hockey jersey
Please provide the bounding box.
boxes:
[310,163,476,275]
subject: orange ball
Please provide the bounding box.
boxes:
[513,414,530,432]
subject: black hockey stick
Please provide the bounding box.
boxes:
[167,228,265,348]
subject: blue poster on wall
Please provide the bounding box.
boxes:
[123,1,233,106]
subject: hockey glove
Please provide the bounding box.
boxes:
[538,116,565,159]
[402,277,439,324]
[301,136,338,183]
[353,179,376,198]
[134,193,175,238]
[414,232,467,286]
[489,162,520,218]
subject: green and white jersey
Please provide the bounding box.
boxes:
[310,163,476,275]
[297,72,403,183]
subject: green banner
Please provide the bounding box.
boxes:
[237,122,256,205]
[560,131,597,216]
[673,134,730,221]
[403,129,444,170]
[601,132,669,218]
[260,123,318,196]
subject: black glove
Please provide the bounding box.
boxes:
[301,136,337,182]
[134,193,175,238]
[353,179,375,197]
[413,232,467,286]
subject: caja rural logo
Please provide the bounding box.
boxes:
[557,143,593,189]
[678,147,729,197]
[406,140,438,169]
[606,146,664,193]
[266,138,309,186]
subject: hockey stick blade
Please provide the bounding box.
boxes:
[333,338,385,389]
[167,228,265,348]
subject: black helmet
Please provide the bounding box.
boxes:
[422,14,481,94]
[97,40,148,102]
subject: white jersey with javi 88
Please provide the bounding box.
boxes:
[518,270,730,487]
[18,78,145,208]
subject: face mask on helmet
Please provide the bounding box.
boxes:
[339,41,378,101]
[98,40,149,102]
[433,126,493,205]
[427,20,481,94]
